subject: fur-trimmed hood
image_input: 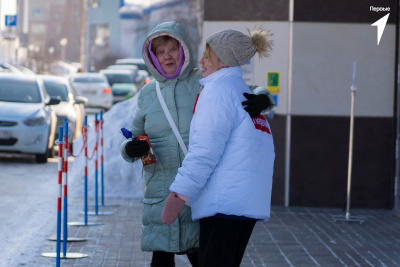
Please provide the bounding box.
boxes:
[142,21,195,83]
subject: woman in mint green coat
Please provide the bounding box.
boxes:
[120,21,273,267]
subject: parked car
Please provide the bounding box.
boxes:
[99,69,138,103]
[39,75,87,141]
[12,64,36,75]
[0,73,60,163]
[107,64,139,80]
[136,70,152,90]
[0,63,25,74]
[115,58,149,74]
[69,72,113,110]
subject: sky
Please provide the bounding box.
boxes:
[1,0,16,14]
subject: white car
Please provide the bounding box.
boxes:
[0,73,60,163]
[40,75,87,141]
[99,69,138,103]
[69,72,113,110]
[107,64,139,80]
[115,58,149,74]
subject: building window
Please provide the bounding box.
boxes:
[32,8,44,19]
[71,9,79,20]
[94,24,109,46]
[55,24,61,35]
[54,10,61,19]
[31,23,46,34]
[71,28,79,37]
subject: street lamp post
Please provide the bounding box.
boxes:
[28,45,40,73]
[48,46,54,57]
[48,47,55,73]
[60,38,68,61]
[48,47,55,63]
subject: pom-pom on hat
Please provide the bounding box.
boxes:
[205,28,272,67]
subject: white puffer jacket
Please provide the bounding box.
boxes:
[170,67,275,221]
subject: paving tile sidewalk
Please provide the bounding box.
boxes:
[34,196,400,267]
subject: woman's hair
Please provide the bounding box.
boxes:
[201,44,222,71]
[151,35,179,54]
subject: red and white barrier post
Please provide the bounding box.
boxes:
[84,116,88,223]
[59,119,88,242]
[42,129,64,262]
[98,110,118,208]
[56,127,63,266]
[94,114,99,214]
[69,115,104,225]
[42,125,88,260]
[86,113,112,216]
[100,111,104,206]
[62,119,69,256]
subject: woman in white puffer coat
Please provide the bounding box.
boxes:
[162,28,275,267]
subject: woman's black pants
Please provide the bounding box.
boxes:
[198,216,256,267]
[151,250,199,267]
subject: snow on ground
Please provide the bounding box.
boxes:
[70,94,144,199]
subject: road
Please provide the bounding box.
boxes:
[0,154,74,266]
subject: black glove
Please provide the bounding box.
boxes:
[125,139,150,158]
[242,93,273,118]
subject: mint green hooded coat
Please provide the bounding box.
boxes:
[120,21,200,253]
[120,21,273,253]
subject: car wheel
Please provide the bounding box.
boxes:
[35,151,48,163]
[38,129,52,162]
[48,146,55,158]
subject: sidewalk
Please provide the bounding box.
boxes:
[34,196,400,267]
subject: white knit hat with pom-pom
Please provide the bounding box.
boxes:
[205,28,272,67]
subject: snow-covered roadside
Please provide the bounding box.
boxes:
[70,94,144,199]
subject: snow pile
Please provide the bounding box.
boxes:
[70,94,144,199]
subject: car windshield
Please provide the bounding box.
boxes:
[104,74,134,85]
[135,64,148,71]
[73,76,105,83]
[0,79,41,103]
[43,81,68,101]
